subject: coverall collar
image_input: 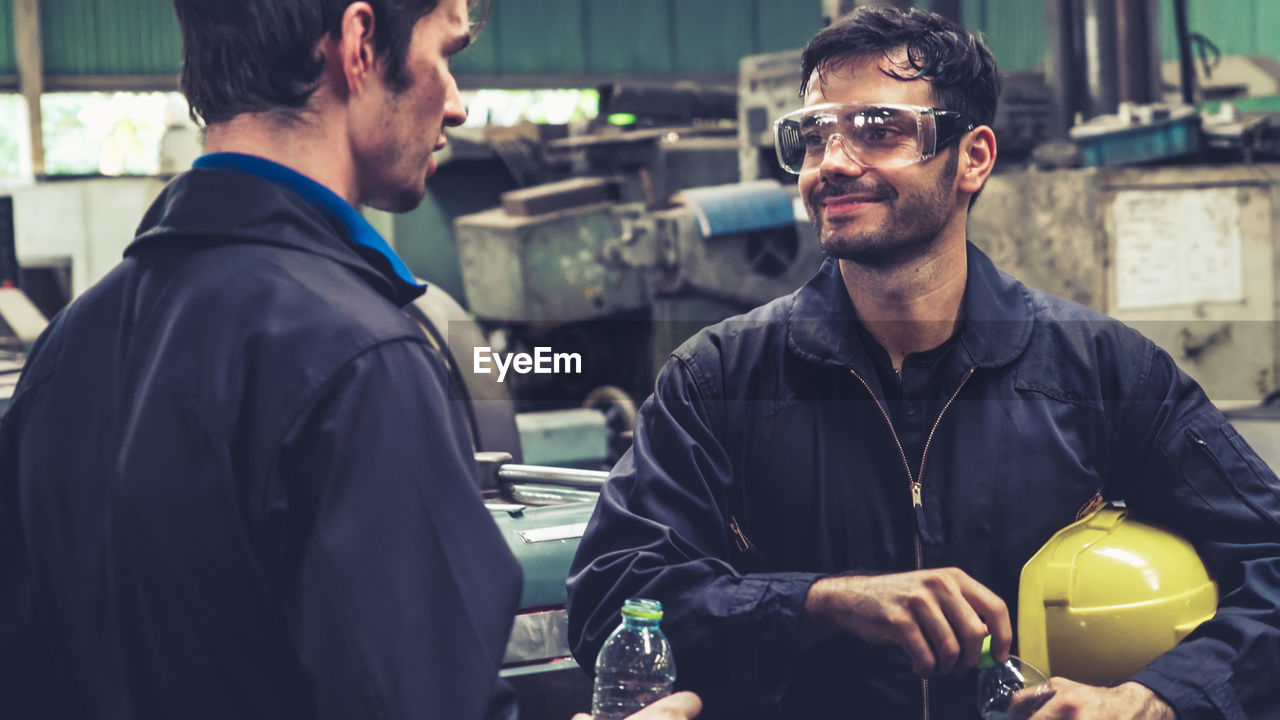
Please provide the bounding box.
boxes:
[786,241,1035,371]
[128,156,426,307]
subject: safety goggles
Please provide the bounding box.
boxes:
[773,101,976,174]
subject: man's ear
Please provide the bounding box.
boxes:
[957,125,997,196]
[337,1,379,95]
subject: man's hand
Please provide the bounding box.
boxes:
[571,691,702,719]
[1012,679,1174,719]
[803,568,1012,675]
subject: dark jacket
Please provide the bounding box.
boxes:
[0,165,522,719]
[567,243,1280,719]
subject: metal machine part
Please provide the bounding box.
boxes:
[597,83,737,128]
[1068,103,1202,167]
[1161,55,1280,104]
[476,454,602,719]
[546,126,741,207]
[455,178,826,402]
[971,162,1280,405]
[403,284,523,470]
[0,353,22,417]
[516,408,610,467]
[0,196,16,286]
[498,463,608,490]
[451,129,770,408]
[1046,0,1162,132]
[993,73,1054,162]
[514,386,639,468]
[454,196,649,324]
[0,286,46,353]
[0,283,48,417]
[738,49,805,184]
[583,384,637,463]
[606,180,824,308]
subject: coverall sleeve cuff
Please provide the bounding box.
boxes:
[1131,667,1247,720]
[729,573,826,658]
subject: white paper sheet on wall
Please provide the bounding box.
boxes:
[1112,188,1245,311]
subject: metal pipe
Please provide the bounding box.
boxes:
[1083,0,1121,118]
[498,464,610,489]
[1172,0,1197,104]
[1115,0,1161,104]
[1045,0,1084,136]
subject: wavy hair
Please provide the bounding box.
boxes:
[800,6,1000,128]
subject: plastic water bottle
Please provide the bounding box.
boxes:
[976,636,1054,720]
[591,598,676,720]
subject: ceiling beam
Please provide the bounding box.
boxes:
[13,0,44,176]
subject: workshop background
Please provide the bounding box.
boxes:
[5,2,1280,718]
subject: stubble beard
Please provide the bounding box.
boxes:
[386,177,429,214]
[365,83,435,214]
[812,152,959,270]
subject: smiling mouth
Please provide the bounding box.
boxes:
[825,195,885,206]
[822,196,885,217]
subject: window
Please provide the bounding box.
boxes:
[461,88,599,127]
[0,95,29,180]
[41,92,194,176]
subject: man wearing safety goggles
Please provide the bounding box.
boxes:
[568,6,1280,720]
[774,101,975,177]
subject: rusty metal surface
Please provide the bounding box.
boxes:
[971,163,1280,404]
[969,167,1108,310]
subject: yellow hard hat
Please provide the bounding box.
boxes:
[1017,503,1217,685]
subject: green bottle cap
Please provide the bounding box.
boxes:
[621,598,663,621]
[978,635,996,669]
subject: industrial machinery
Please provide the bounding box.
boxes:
[477,453,603,719]
[427,100,831,715]
[443,88,829,408]
[453,173,823,392]
[971,162,1280,405]
[0,352,21,416]
[0,286,45,416]
[0,195,50,416]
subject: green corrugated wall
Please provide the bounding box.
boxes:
[964,0,1280,73]
[6,0,1280,83]
[41,0,180,76]
[1,0,16,75]
[962,0,1049,72]
[453,0,823,79]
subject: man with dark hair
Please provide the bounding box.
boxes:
[0,1,699,719]
[567,7,1280,719]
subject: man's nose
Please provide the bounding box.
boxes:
[818,134,867,180]
[442,76,467,128]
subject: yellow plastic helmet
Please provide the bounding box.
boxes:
[1017,502,1218,686]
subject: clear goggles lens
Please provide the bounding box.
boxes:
[773,102,971,174]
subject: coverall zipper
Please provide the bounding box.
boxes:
[849,366,976,720]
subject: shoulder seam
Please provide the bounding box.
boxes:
[275,333,435,448]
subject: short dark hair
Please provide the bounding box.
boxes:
[799,6,1001,130]
[173,0,483,126]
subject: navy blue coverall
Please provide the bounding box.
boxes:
[568,245,1280,719]
[0,154,521,719]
